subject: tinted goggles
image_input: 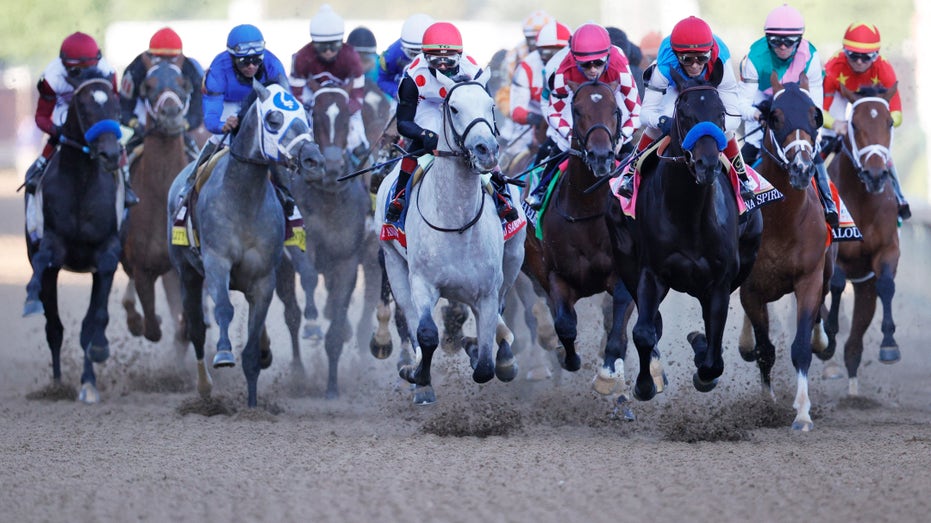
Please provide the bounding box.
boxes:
[579,58,607,69]
[235,55,263,67]
[844,50,879,63]
[767,35,801,48]
[426,53,460,69]
[677,52,711,66]
[313,41,343,53]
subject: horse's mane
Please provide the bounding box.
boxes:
[855,85,889,97]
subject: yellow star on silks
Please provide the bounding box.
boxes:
[871,74,881,86]
[837,72,849,86]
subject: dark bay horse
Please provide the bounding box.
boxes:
[121,58,194,343]
[609,70,763,402]
[291,85,376,399]
[521,80,638,406]
[167,81,320,407]
[823,83,902,396]
[23,72,125,403]
[737,77,835,431]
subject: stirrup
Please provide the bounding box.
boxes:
[386,195,405,222]
[616,173,634,198]
[824,208,839,229]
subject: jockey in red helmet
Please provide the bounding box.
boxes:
[23,32,136,205]
[822,22,908,219]
[383,21,518,225]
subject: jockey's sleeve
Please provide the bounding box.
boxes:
[34,78,57,136]
[805,49,825,111]
[348,74,365,113]
[736,55,761,121]
[509,61,533,125]
[119,57,144,125]
[395,76,425,141]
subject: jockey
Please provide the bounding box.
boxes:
[377,13,434,99]
[347,26,379,83]
[506,20,571,158]
[24,32,138,206]
[525,23,641,210]
[495,9,553,117]
[607,27,645,95]
[384,21,518,224]
[290,3,369,161]
[197,24,295,213]
[615,16,753,202]
[737,4,837,227]
[823,22,909,220]
[119,27,204,156]
[639,31,662,70]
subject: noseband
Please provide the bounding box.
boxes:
[842,96,893,183]
[569,80,622,165]
[439,81,499,172]
[658,85,727,165]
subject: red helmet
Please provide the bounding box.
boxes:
[149,27,183,57]
[843,22,881,54]
[670,16,714,53]
[570,24,611,61]
[422,22,463,55]
[60,32,101,68]
[536,21,571,49]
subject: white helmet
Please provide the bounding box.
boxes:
[310,4,345,42]
[401,13,435,57]
[535,20,571,48]
[522,9,553,38]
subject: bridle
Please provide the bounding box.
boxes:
[142,63,191,133]
[61,78,122,160]
[760,87,818,173]
[568,80,622,168]
[438,81,499,173]
[841,96,893,181]
[658,85,726,165]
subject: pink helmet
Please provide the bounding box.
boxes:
[570,24,611,61]
[764,4,805,36]
[535,21,570,49]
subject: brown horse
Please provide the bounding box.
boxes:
[737,77,836,431]
[121,58,194,342]
[522,80,639,412]
[823,83,901,396]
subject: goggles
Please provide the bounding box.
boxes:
[235,55,263,67]
[228,40,265,57]
[313,41,343,53]
[66,65,87,78]
[402,45,420,60]
[766,35,801,49]
[844,50,879,63]
[677,52,711,67]
[579,57,608,70]
[426,53,461,70]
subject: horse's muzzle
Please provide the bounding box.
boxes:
[468,136,499,173]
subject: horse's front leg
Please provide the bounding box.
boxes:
[292,245,322,340]
[370,247,394,359]
[134,268,162,342]
[177,263,209,397]
[547,276,581,372]
[24,237,63,316]
[404,277,441,405]
[876,262,899,363]
[823,265,847,361]
[242,273,277,408]
[122,276,144,337]
[787,272,824,432]
[322,259,359,399]
[78,243,121,404]
[631,270,666,401]
[689,286,731,393]
[739,289,775,395]
[596,281,638,419]
[39,268,64,382]
[203,256,235,367]
[275,254,304,375]
[845,279,877,396]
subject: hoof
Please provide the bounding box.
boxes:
[369,335,393,360]
[821,360,844,380]
[592,372,620,396]
[650,359,667,394]
[473,358,495,384]
[791,419,814,432]
[23,299,44,317]
[143,326,163,343]
[692,372,718,393]
[302,323,323,340]
[462,337,479,369]
[259,348,273,370]
[440,334,461,355]
[495,358,518,383]
[557,347,581,372]
[614,395,636,421]
[739,348,759,363]
[127,316,144,337]
[633,381,656,402]
[879,346,900,364]
[412,385,436,405]
[212,350,236,368]
[398,364,417,385]
[87,343,110,363]
[78,383,99,404]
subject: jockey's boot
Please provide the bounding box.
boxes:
[119,152,140,207]
[23,156,48,195]
[724,136,755,201]
[814,160,840,228]
[616,133,653,199]
[386,156,416,223]
[889,164,911,220]
[525,137,560,209]
[490,170,519,222]
[183,133,200,161]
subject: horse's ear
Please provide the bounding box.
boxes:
[770,71,783,94]
[708,59,723,87]
[254,78,271,101]
[885,81,898,102]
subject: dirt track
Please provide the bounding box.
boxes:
[2,180,930,522]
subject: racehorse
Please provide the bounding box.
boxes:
[520,80,638,404]
[291,84,375,398]
[121,58,194,343]
[823,83,902,396]
[23,71,125,404]
[167,80,319,407]
[375,81,526,405]
[609,69,763,402]
[736,77,835,431]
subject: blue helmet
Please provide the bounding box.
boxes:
[226,24,265,57]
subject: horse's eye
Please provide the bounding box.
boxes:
[265,111,284,132]
[450,106,459,115]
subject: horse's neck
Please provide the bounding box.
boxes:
[419,157,482,215]
[559,156,604,205]
[659,165,717,222]
[141,134,186,190]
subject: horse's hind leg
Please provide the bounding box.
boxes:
[292,247,322,340]
[242,275,277,408]
[203,258,235,367]
[275,256,305,376]
[876,263,899,363]
[440,300,469,354]
[356,238,382,355]
[739,291,775,396]
[823,266,847,361]
[79,256,119,404]
[178,266,210,397]
[122,277,144,337]
[160,270,187,345]
[845,280,877,396]
[370,247,394,359]
[597,282,637,420]
[135,270,163,342]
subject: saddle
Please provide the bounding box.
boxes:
[171,148,229,247]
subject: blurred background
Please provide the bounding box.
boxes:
[0,0,926,205]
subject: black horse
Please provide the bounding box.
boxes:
[23,71,125,403]
[607,69,763,401]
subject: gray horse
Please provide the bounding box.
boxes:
[167,81,320,407]
[375,81,526,405]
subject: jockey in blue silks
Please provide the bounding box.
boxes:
[376,13,433,99]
